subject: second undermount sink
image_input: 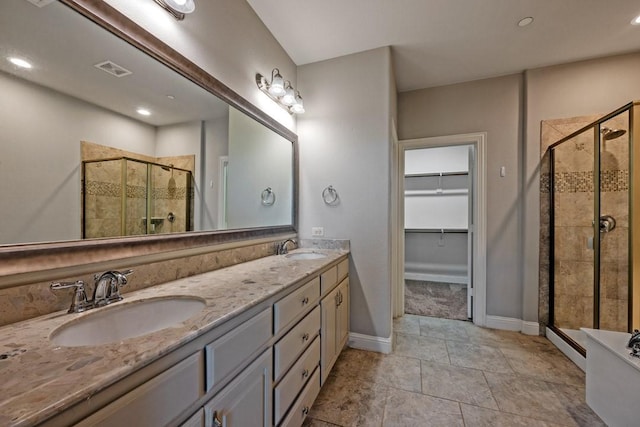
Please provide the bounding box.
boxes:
[50,296,206,347]
[285,252,328,260]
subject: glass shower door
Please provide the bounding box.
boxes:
[598,114,630,332]
[551,126,595,348]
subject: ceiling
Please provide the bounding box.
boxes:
[247,0,640,92]
[1,0,228,126]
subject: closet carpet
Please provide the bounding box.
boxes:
[404,280,468,320]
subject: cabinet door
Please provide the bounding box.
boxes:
[337,278,350,350]
[203,350,272,427]
[320,286,339,385]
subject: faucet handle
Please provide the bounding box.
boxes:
[51,280,91,313]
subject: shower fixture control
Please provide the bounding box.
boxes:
[599,215,616,233]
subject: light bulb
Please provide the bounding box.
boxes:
[291,92,305,114]
[164,0,195,14]
[268,69,285,97]
[281,85,296,106]
[8,57,32,69]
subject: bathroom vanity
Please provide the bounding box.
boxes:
[0,249,349,427]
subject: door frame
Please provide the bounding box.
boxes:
[393,132,487,327]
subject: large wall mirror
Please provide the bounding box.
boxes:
[0,0,296,250]
[0,0,297,285]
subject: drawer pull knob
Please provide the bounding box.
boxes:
[302,296,309,305]
[302,406,310,416]
[302,332,310,342]
[212,411,223,427]
[302,368,310,378]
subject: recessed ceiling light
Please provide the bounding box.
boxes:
[518,17,534,27]
[8,57,32,69]
[632,14,640,25]
[166,95,175,100]
[136,108,151,116]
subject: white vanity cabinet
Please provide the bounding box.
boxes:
[320,274,349,384]
[44,254,349,427]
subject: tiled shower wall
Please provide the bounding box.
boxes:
[82,141,195,238]
[539,114,629,333]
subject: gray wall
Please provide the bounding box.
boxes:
[0,71,156,244]
[398,74,524,319]
[297,47,394,339]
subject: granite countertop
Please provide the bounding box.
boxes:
[0,249,348,427]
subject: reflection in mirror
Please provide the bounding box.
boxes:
[0,0,294,246]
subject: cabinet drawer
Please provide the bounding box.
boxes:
[205,307,272,392]
[279,367,321,427]
[320,266,337,294]
[76,352,204,427]
[274,306,320,380]
[274,336,320,425]
[337,258,349,281]
[274,277,320,334]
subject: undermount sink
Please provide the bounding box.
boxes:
[285,252,327,260]
[50,296,206,347]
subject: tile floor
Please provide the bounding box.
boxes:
[304,315,604,427]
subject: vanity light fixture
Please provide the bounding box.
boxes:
[153,0,195,20]
[256,68,305,114]
[8,57,32,69]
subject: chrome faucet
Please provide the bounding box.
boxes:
[93,269,133,306]
[51,269,133,313]
[277,239,297,255]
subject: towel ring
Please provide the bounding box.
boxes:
[261,187,276,206]
[322,185,340,206]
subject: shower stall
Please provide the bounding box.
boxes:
[82,157,193,238]
[545,101,640,354]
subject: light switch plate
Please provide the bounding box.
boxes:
[311,227,324,237]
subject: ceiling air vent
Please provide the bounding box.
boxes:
[24,0,56,7]
[94,60,133,78]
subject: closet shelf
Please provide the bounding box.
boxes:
[405,228,468,233]
[405,171,468,178]
[405,189,468,196]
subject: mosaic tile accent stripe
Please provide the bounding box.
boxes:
[540,170,628,194]
[601,170,629,192]
[85,181,191,200]
[153,187,188,200]
[126,184,147,199]
[84,181,120,197]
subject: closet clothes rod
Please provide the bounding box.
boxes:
[405,228,468,233]
[405,171,468,178]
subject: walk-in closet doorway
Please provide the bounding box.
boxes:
[393,133,487,327]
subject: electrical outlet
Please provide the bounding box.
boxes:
[311,227,324,237]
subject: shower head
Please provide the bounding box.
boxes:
[160,163,174,172]
[601,126,626,141]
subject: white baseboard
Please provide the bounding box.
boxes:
[404,272,468,284]
[348,332,392,354]
[546,327,586,372]
[485,315,540,336]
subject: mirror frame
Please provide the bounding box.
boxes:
[0,0,298,288]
